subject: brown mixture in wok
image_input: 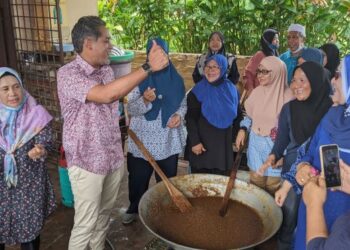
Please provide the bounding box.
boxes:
[149,197,264,250]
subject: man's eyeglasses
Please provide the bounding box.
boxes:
[204,65,220,71]
[256,69,271,76]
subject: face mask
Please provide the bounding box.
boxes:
[292,44,304,54]
[268,44,279,50]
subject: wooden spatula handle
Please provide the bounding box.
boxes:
[128,129,173,188]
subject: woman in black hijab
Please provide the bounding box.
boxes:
[192,31,240,84]
[271,62,333,249]
[290,62,333,145]
[243,28,279,91]
[260,28,279,56]
[320,43,340,79]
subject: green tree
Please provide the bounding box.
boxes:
[98,0,350,55]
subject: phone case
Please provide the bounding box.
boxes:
[319,144,341,188]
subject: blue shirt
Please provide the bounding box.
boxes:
[271,103,300,175]
[280,50,299,85]
[307,212,350,250]
[291,111,350,250]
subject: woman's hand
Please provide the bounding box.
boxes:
[339,159,350,194]
[192,143,206,155]
[257,154,276,176]
[167,114,181,128]
[28,144,46,161]
[143,87,156,104]
[275,181,292,207]
[275,157,284,168]
[296,163,314,186]
[235,129,246,150]
[303,176,327,208]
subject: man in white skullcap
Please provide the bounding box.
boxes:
[280,23,306,84]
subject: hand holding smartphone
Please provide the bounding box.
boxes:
[319,144,342,188]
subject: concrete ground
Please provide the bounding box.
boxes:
[7,160,188,250]
[7,159,277,250]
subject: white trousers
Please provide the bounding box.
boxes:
[68,165,125,250]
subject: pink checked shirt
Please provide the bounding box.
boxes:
[57,55,124,175]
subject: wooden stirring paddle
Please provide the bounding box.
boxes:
[128,129,192,213]
[219,131,248,217]
[219,88,251,217]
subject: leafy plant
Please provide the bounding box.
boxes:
[98,0,350,55]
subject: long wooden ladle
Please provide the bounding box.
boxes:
[219,136,247,217]
[128,129,192,213]
[219,90,250,217]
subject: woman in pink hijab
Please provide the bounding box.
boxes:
[0,67,56,250]
[236,56,293,195]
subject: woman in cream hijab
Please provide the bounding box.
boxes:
[236,56,293,195]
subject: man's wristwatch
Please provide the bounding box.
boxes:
[141,62,152,75]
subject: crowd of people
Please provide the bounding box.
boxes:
[1,15,349,250]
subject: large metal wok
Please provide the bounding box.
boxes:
[139,173,282,250]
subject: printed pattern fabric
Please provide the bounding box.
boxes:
[0,126,56,244]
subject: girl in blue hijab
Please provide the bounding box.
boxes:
[123,38,187,224]
[185,54,240,175]
[139,37,185,127]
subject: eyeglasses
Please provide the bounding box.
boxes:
[204,65,220,71]
[334,71,341,80]
[256,69,271,76]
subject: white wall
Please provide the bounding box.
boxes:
[54,0,98,42]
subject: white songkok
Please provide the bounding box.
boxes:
[288,24,306,37]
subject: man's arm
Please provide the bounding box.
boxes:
[87,40,168,104]
[87,68,148,103]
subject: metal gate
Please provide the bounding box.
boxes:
[8,0,70,163]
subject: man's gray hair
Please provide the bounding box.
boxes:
[71,16,106,54]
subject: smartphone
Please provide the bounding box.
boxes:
[319,144,341,188]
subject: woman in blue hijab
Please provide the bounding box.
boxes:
[122,38,186,224]
[289,54,350,250]
[185,54,240,175]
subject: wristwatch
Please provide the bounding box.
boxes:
[141,62,152,75]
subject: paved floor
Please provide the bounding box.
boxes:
[8,160,189,250]
[7,159,277,250]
